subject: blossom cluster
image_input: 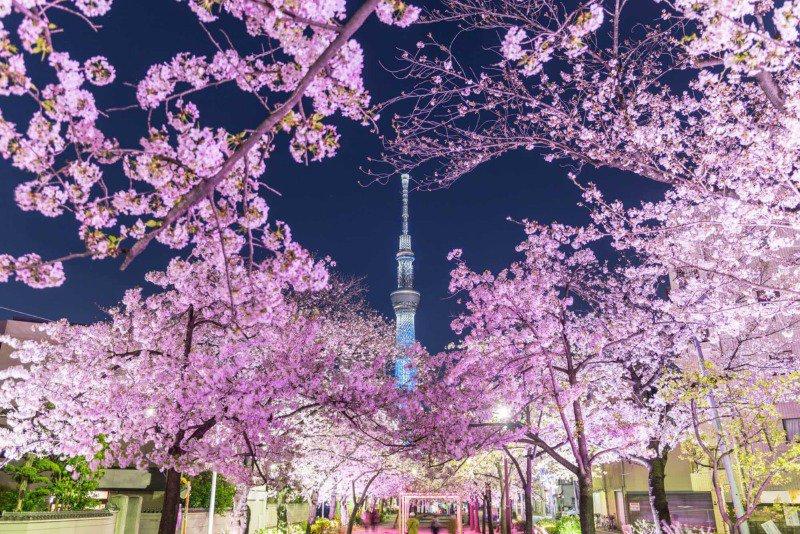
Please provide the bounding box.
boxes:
[500,3,604,76]
[0,0,418,287]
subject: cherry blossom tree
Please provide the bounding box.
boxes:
[0,0,418,288]
[288,412,421,534]
[0,227,404,534]
[382,0,799,201]
[439,221,675,534]
[379,0,800,304]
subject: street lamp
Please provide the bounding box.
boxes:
[493,404,513,423]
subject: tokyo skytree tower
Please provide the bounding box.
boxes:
[389,174,420,387]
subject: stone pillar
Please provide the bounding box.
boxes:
[109,494,129,534]
[125,495,143,534]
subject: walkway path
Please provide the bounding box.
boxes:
[352,526,483,534]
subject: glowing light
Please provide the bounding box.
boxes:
[493,404,512,422]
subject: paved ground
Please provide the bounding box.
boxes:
[354,526,483,534]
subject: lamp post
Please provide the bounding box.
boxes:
[692,337,749,534]
[206,471,218,534]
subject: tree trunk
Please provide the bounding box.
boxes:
[647,452,672,531]
[576,474,596,534]
[523,452,533,534]
[329,495,338,520]
[498,464,507,534]
[307,491,319,534]
[504,460,512,534]
[481,497,487,534]
[486,489,495,534]
[158,468,182,534]
[346,501,360,534]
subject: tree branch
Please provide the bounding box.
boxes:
[120,0,382,270]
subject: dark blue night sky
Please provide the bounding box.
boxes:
[0,1,666,352]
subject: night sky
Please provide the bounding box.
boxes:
[0,1,666,352]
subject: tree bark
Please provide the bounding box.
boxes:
[524,452,533,534]
[481,497,487,534]
[503,460,512,534]
[307,490,319,534]
[647,451,672,531]
[576,474,596,534]
[486,488,495,534]
[498,464,507,534]
[329,494,337,520]
[158,468,182,534]
[346,471,381,534]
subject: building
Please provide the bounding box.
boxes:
[389,173,420,387]
[591,405,800,532]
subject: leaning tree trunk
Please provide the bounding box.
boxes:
[576,473,596,534]
[158,468,182,534]
[346,503,360,534]
[647,450,672,531]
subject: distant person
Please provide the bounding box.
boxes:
[431,519,440,534]
[370,508,380,530]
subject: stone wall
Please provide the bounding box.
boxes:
[0,510,117,534]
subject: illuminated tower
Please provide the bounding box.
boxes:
[390,173,420,387]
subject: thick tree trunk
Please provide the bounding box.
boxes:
[576,474,596,534]
[158,468,182,534]
[647,452,672,531]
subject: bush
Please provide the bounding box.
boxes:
[188,471,236,514]
[407,517,420,534]
[1,454,103,512]
[555,516,580,534]
[310,517,340,534]
[534,518,557,534]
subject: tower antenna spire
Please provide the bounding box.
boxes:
[401,173,410,236]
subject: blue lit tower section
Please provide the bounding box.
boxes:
[390,173,420,387]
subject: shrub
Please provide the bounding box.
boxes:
[555,515,580,534]
[188,472,236,514]
[310,517,340,534]
[0,490,17,512]
[408,517,420,534]
[1,454,103,512]
[534,518,557,534]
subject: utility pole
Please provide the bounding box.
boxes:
[693,337,750,534]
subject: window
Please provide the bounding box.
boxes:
[783,418,800,442]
